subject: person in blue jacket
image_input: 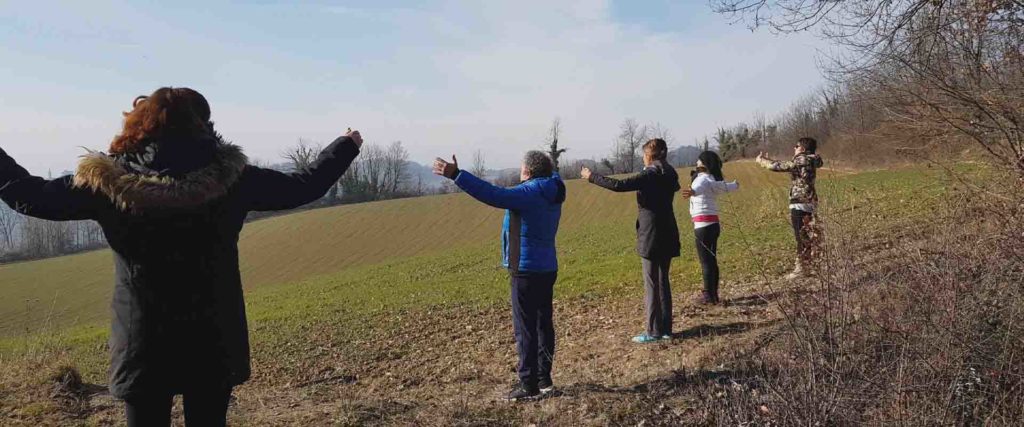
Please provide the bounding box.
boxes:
[433,150,566,401]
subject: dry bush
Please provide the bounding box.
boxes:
[677,174,1024,425]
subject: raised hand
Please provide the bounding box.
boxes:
[432,155,459,179]
[345,128,364,148]
[680,188,695,198]
[580,166,592,180]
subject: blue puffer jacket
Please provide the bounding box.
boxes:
[454,170,566,273]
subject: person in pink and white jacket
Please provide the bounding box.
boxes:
[681,151,738,304]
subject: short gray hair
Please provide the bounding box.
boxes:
[523,150,554,178]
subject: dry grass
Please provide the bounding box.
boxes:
[667,172,1024,425]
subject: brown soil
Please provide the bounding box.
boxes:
[8,278,795,426]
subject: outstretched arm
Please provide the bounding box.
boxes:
[456,171,543,211]
[0,147,102,221]
[241,132,362,212]
[756,151,795,172]
[582,166,650,192]
[691,175,739,195]
[432,156,544,211]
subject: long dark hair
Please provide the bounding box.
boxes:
[697,151,724,181]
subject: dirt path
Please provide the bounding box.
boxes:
[13,279,791,426]
[229,281,780,425]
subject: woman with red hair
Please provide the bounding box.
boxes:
[0,87,362,426]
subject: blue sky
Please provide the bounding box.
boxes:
[0,0,827,174]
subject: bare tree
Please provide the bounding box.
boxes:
[361,144,385,198]
[752,111,769,152]
[558,158,590,179]
[413,174,426,196]
[20,217,71,258]
[713,0,1024,175]
[0,203,19,253]
[647,122,673,142]
[337,141,410,201]
[616,118,648,173]
[546,118,567,167]
[713,127,733,156]
[338,159,367,202]
[383,141,409,195]
[600,158,617,174]
[471,149,487,178]
[283,138,340,202]
[281,138,321,172]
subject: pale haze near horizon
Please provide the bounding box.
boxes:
[0,0,826,175]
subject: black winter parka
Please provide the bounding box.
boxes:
[0,135,359,398]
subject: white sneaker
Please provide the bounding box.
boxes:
[785,260,808,280]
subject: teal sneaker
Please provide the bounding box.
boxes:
[631,334,660,344]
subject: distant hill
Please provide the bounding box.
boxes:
[671,145,702,167]
[403,160,448,189]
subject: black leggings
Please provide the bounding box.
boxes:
[694,223,721,299]
[125,388,232,427]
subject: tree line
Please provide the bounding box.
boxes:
[0,202,105,263]
[710,0,1024,174]
[0,114,717,263]
[3,111,711,263]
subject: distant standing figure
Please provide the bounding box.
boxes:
[680,151,739,304]
[581,138,681,344]
[433,150,566,402]
[756,137,824,279]
[0,87,362,427]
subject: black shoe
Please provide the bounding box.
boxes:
[506,383,541,401]
[538,378,554,394]
[693,291,720,305]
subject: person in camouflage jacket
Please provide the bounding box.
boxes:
[756,137,824,279]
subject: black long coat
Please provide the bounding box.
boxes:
[0,135,359,399]
[589,161,681,259]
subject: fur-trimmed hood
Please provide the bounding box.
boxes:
[73,140,248,212]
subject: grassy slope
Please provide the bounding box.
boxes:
[0,162,953,424]
[0,162,945,349]
[0,162,791,336]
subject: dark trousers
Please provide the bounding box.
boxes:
[694,223,721,300]
[125,388,232,427]
[641,257,673,337]
[510,270,556,388]
[790,209,813,261]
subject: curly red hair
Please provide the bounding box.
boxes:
[109,87,212,155]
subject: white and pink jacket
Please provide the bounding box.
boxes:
[688,172,739,228]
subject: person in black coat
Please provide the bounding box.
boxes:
[581,138,681,344]
[0,87,362,427]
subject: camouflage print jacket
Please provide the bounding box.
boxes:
[757,153,824,205]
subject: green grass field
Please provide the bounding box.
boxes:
[0,161,956,424]
[0,162,774,337]
[0,161,944,344]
